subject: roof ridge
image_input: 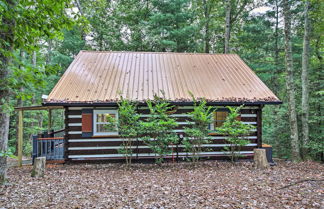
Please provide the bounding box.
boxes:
[79,50,238,56]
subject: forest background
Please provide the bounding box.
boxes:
[0,0,323,164]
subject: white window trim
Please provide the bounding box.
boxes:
[210,122,215,131]
[93,109,118,136]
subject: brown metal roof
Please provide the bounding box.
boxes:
[45,51,280,104]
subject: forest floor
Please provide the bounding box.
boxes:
[0,161,323,208]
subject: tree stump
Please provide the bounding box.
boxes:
[254,149,269,169]
[31,157,46,177]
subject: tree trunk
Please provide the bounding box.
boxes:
[273,0,280,94]
[0,53,11,184]
[301,0,310,159]
[31,157,46,177]
[254,149,269,169]
[0,0,15,184]
[273,0,281,158]
[46,39,52,65]
[32,51,37,66]
[224,0,231,53]
[282,0,300,161]
[203,0,210,53]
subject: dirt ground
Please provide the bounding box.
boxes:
[0,161,323,209]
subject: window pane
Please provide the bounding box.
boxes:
[214,111,228,128]
[96,113,115,122]
[96,124,115,133]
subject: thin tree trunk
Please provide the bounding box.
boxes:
[224,0,231,53]
[282,0,300,161]
[32,51,36,66]
[301,0,310,159]
[274,0,280,94]
[273,0,281,157]
[75,0,83,15]
[203,0,210,53]
[46,40,52,65]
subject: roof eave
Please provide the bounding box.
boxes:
[42,100,282,107]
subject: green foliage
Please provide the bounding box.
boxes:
[1,0,322,163]
[0,0,77,165]
[0,0,76,54]
[183,96,214,162]
[0,149,16,159]
[218,106,253,163]
[139,96,178,164]
[148,0,198,52]
[117,97,140,166]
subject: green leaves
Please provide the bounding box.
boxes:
[217,105,253,163]
[0,150,17,159]
[183,96,214,162]
[139,96,178,164]
[117,97,140,138]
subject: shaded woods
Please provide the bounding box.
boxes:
[0,0,323,183]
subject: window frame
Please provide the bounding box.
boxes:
[209,110,229,131]
[93,109,118,136]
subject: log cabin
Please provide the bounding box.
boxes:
[41,51,281,162]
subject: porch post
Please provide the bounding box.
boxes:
[18,110,23,167]
[48,109,52,133]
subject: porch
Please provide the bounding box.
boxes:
[14,105,65,166]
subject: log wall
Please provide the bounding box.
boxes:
[65,105,262,161]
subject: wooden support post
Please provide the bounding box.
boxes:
[254,148,269,169]
[48,109,52,133]
[31,157,46,177]
[18,110,23,167]
[256,107,263,148]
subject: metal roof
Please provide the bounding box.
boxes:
[45,51,280,104]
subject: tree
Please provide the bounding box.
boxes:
[301,0,310,159]
[0,0,75,184]
[183,96,213,162]
[218,106,253,163]
[147,0,197,52]
[139,96,178,164]
[117,97,140,166]
[224,0,232,53]
[224,0,253,53]
[282,0,301,161]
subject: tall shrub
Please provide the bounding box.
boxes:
[117,97,140,166]
[218,106,253,163]
[183,97,214,162]
[139,96,178,164]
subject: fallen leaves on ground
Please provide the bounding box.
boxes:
[0,161,323,208]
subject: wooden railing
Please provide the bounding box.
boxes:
[32,130,65,162]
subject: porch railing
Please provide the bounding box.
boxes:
[32,129,65,162]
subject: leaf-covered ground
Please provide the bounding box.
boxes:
[0,161,323,208]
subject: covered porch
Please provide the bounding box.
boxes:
[14,105,65,166]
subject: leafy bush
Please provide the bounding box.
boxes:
[183,97,214,162]
[139,96,178,164]
[117,97,140,166]
[218,106,254,163]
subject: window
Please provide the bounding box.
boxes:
[210,111,228,131]
[93,110,118,136]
